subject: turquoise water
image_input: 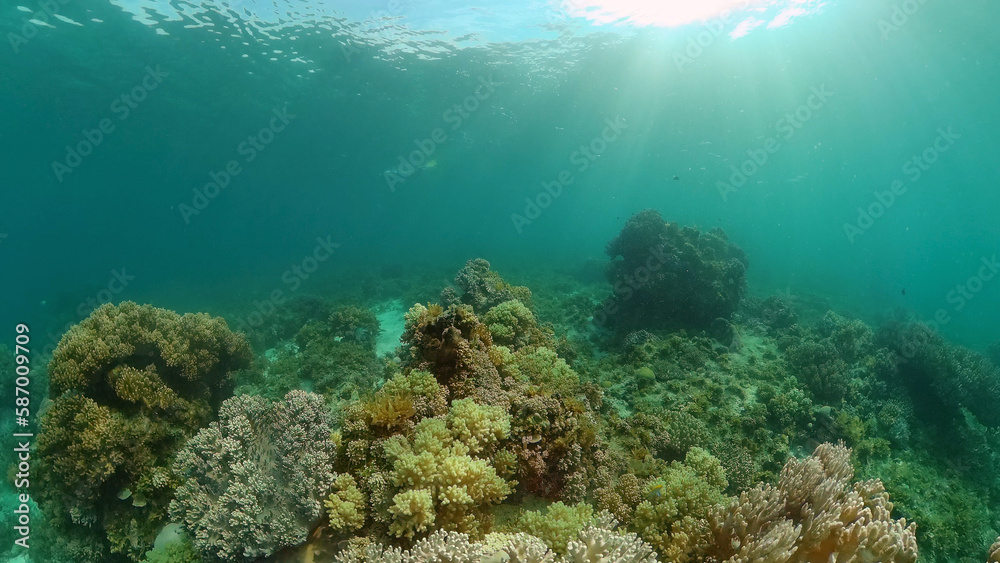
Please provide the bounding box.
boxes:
[3,0,997,351]
[3,0,1000,561]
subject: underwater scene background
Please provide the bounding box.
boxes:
[2,0,1000,561]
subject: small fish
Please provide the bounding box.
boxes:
[646,482,665,500]
[672,175,680,181]
[901,289,906,296]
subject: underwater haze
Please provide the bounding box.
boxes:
[3,0,1000,561]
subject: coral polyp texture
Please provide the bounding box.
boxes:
[445,258,533,313]
[169,390,337,562]
[333,521,658,563]
[36,302,251,562]
[598,209,748,332]
[705,442,918,563]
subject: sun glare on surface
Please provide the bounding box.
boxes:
[560,0,825,33]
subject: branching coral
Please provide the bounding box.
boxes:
[37,302,251,561]
[398,280,604,504]
[385,401,515,540]
[326,474,368,533]
[169,390,337,562]
[878,317,1000,427]
[516,502,599,554]
[290,316,382,400]
[335,370,450,474]
[566,525,658,563]
[623,448,728,562]
[448,258,533,313]
[784,338,852,404]
[705,442,918,563]
[782,312,886,405]
[332,523,659,563]
[49,301,251,398]
[329,305,381,349]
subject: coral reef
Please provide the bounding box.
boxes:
[237,304,382,404]
[332,520,658,563]
[597,210,748,331]
[48,301,250,401]
[384,400,514,539]
[329,305,382,348]
[401,303,500,401]
[397,300,601,502]
[516,502,599,554]
[738,295,798,334]
[630,447,728,562]
[483,299,549,349]
[38,247,1000,562]
[705,442,917,563]
[169,390,336,562]
[36,302,251,562]
[240,294,333,351]
[877,317,1000,427]
[446,258,533,313]
[326,474,368,534]
[332,377,516,542]
[140,534,201,563]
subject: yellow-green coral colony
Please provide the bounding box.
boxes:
[35,243,1000,563]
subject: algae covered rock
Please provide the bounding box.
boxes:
[596,210,748,332]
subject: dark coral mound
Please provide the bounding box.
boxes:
[596,209,748,332]
[877,317,1000,427]
[36,302,251,562]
